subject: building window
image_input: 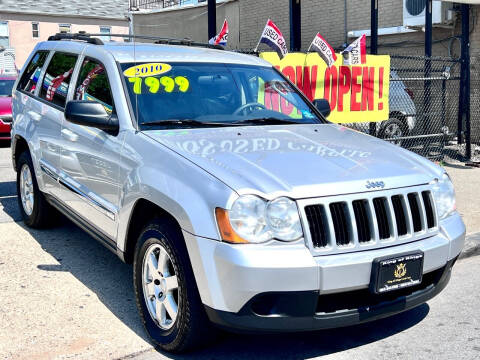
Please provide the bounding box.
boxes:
[59,24,71,33]
[99,26,111,41]
[0,21,9,48]
[32,22,39,38]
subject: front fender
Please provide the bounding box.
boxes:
[116,131,236,252]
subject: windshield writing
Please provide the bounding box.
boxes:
[121,62,321,128]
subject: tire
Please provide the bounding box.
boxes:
[133,219,214,353]
[379,117,408,146]
[16,151,56,228]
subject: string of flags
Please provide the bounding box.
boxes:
[253,19,367,66]
[208,18,367,67]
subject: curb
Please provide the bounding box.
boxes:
[459,232,480,260]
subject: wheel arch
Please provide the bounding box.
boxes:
[388,111,407,121]
[122,198,184,264]
[12,135,30,171]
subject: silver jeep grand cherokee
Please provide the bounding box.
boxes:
[11,34,465,353]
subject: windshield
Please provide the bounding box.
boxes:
[0,80,14,97]
[121,62,323,128]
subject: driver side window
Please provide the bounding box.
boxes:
[75,58,114,114]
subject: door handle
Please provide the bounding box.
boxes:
[61,128,79,142]
[27,111,41,122]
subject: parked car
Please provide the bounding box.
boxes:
[0,76,15,140]
[345,70,416,145]
[381,69,416,143]
[11,34,465,353]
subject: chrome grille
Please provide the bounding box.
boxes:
[391,195,408,236]
[329,202,351,246]
[373,197,391,240]
[408,193,423,232]
[352,200,372,243]
[304,205,329,248]
[299,186,438,255]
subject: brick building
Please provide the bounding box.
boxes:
[238,0,478,57]
[132,0,480,59]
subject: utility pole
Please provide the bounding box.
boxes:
[370,0,378,136]
[289,0,301,51]
[424,0,432,136]
[460,4,471,159]
[208,0,217,41]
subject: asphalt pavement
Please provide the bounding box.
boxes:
[0,144,479,360]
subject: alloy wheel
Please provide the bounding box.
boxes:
[142,242,180,330]
[19,164,34,216]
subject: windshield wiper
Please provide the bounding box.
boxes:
[141,119,234,128]
[232,117,299,125]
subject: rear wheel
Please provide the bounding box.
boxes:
[16,151,56,228]
[133,219,215,353]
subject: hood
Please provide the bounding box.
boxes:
[0,97,12,117]
[145,124,443,199]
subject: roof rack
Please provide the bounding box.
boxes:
[47,32,225,50]
[48,33,104,45]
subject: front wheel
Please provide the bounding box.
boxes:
[133,219,214,353]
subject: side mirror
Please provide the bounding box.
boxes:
[65,100,118,133]
[313,99,331,118]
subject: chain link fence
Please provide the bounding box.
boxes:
[343,55,467,162]
[468,55,480,162]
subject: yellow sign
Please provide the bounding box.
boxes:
[259,52,390,123]
[123,63,172,78]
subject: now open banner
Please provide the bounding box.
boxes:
[259,52,391,123]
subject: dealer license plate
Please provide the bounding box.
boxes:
[370,252,424,294]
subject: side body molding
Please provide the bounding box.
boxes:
[39,159,118,221]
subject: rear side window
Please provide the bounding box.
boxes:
[40,52,78,108]
[17,51,49,93]
[75,58,113,114]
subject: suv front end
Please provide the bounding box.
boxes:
[182,173,464,333]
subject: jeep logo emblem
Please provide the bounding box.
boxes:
[366,180,385,189]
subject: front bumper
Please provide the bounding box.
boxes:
[205,257,454,333]
[183,212,465,331]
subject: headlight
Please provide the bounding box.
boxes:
[216,195,303,244]
[431,173,456,220]
[266,197,303,241]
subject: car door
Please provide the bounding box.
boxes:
[58,56,123,241]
